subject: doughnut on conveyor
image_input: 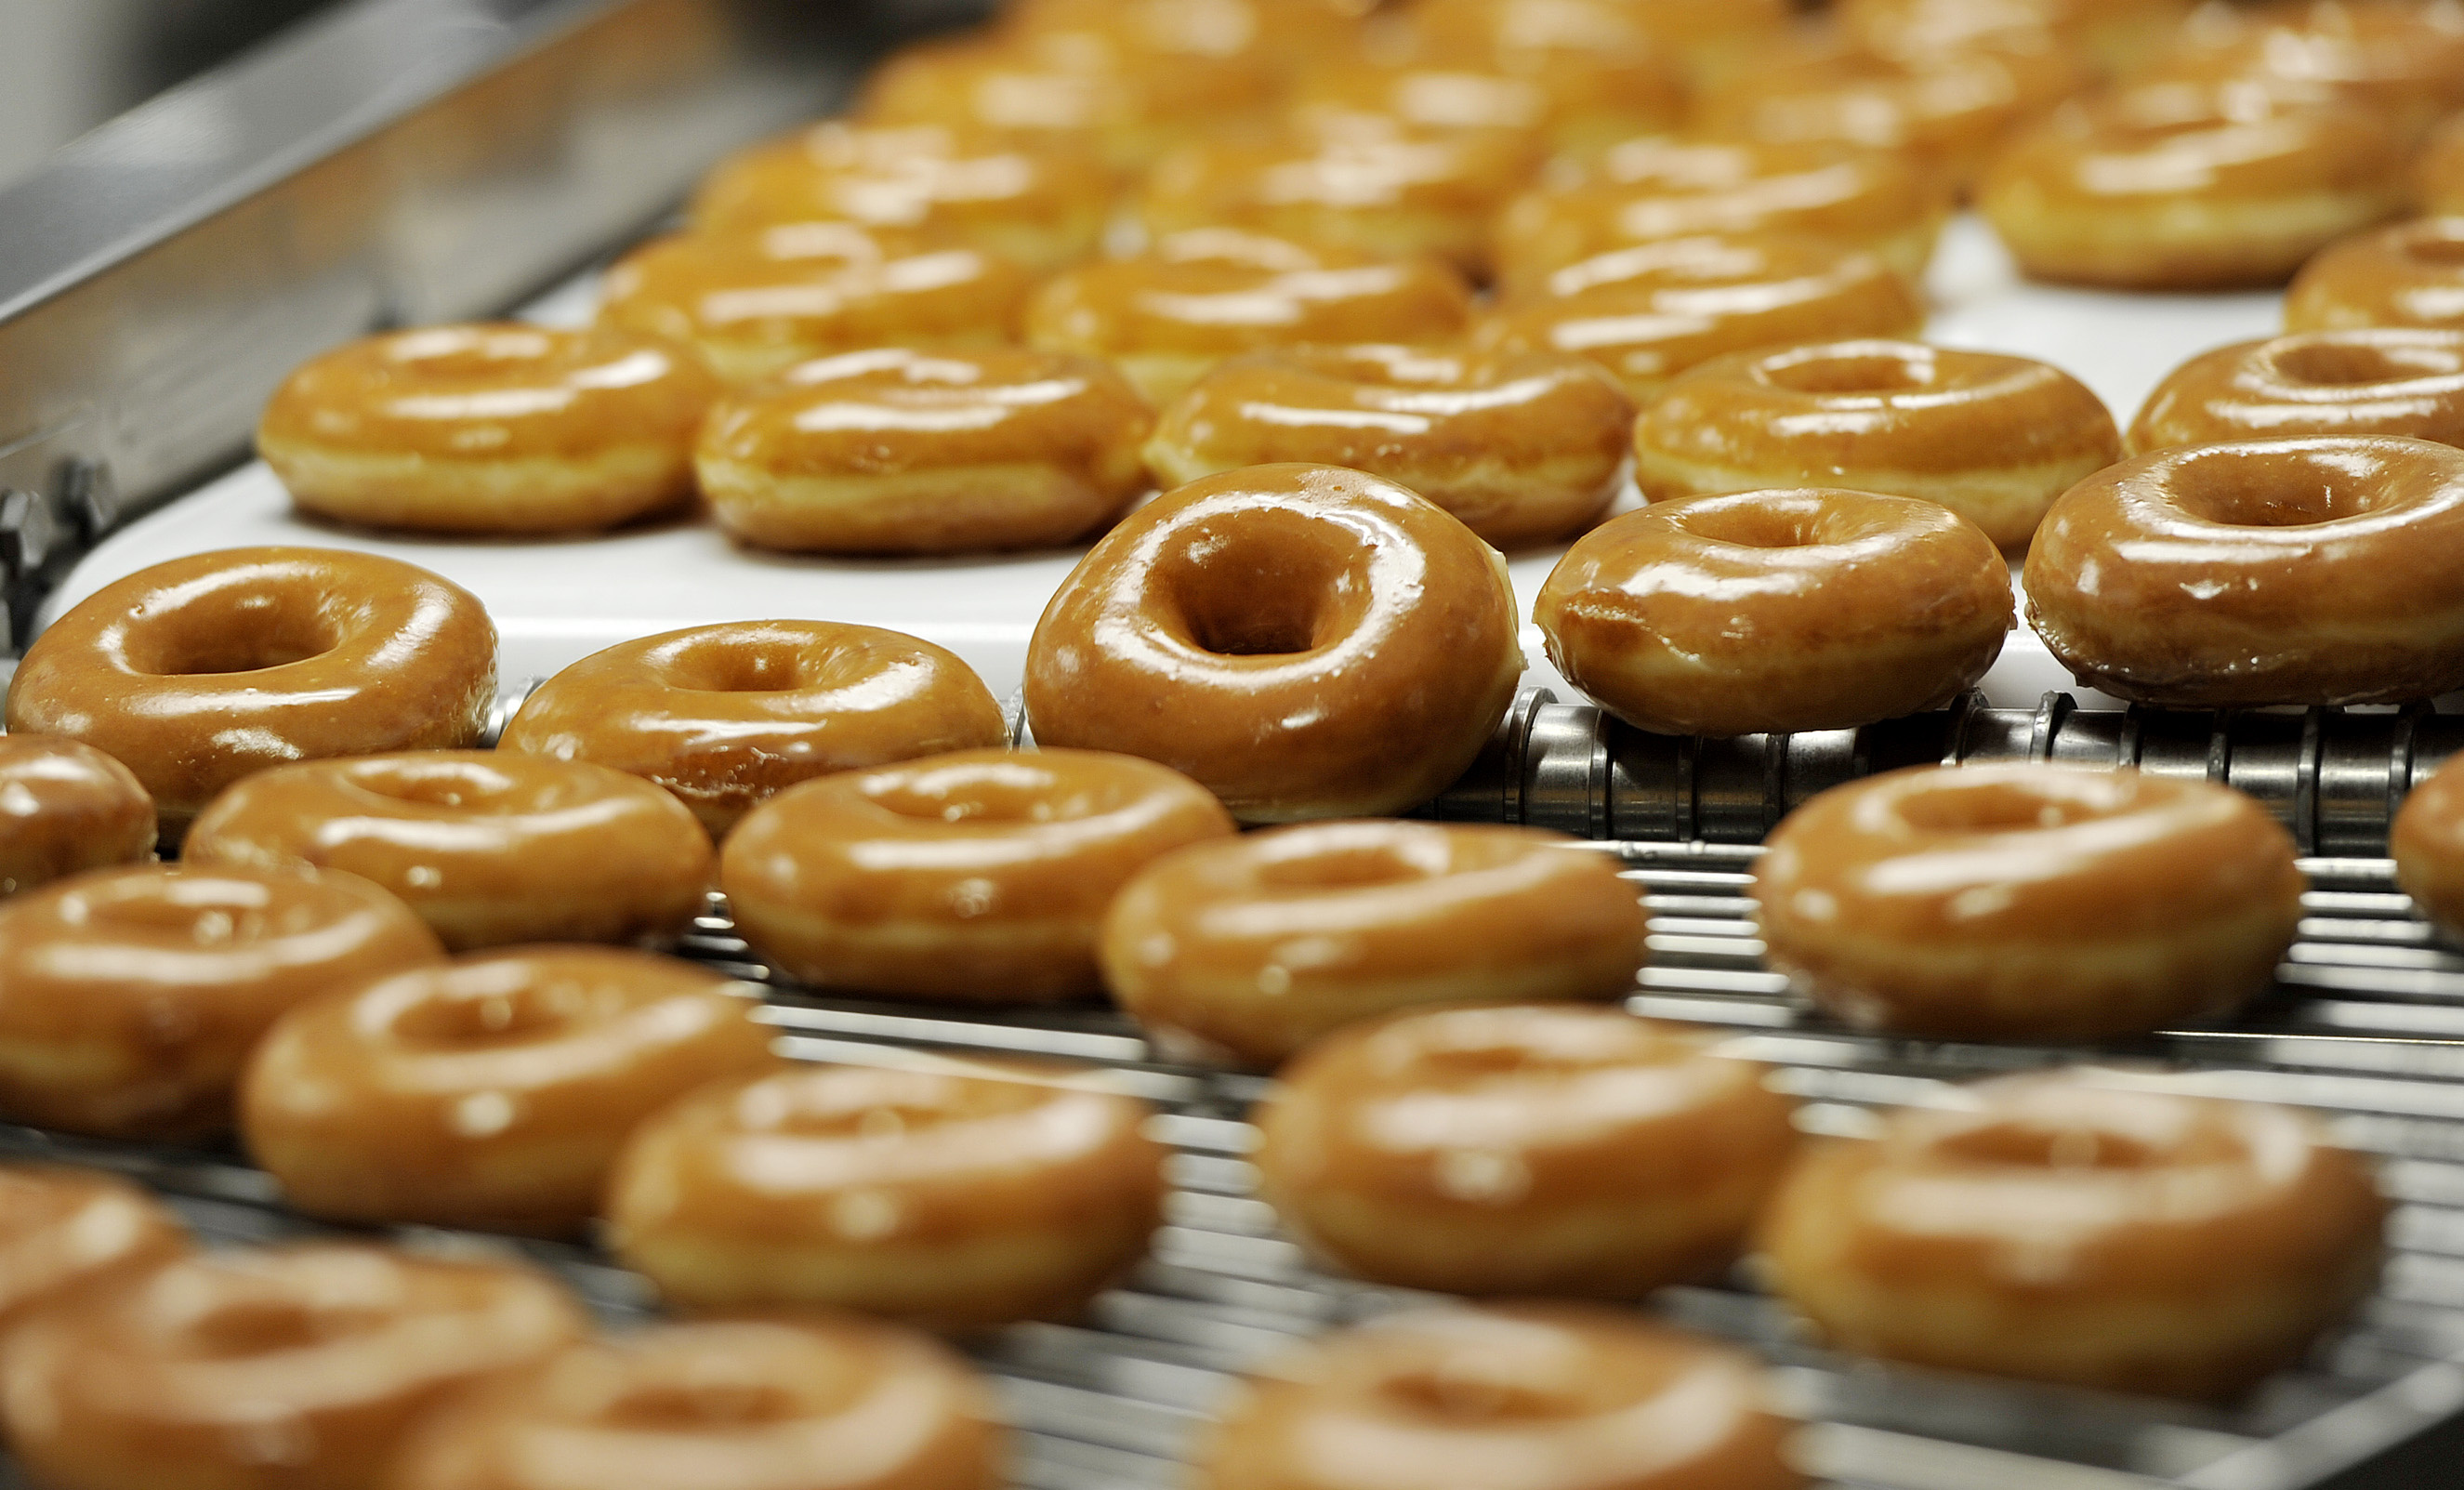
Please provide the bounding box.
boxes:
[3,2,2464,1487]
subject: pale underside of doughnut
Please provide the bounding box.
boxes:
[1141,445,1617,548]
[622,1222,1144,1327]
[2030,606,2464,707]
[260,441,693,534]
[1629,451,2107,550]
[733,903,1099,1002]
[1129,962,1633,1066]
[257,1128,614,1234]
[700,457,1127,555]
[692,326,1010,386]
[1985,181,2399,289]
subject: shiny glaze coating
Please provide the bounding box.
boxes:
[598,223,1034,385]
[6,547,497,834]
[0,735,156,897]
[1632,340,2122,549]
[1024,230,1474,407]
[721,747,1234,1003]
[1978,80,2408,290]
[1838,0,2193,74]
[2137,0,2464,134]
[1754,764,2305,1039]
[0,1167,189,1339]
[1099,822,1645,1067]
[2391,751,2464,936]
[1024,465,1523,823]
[2284,217,2464,333]
[1760,1071,2387,1399]
[257,323,718,534]
[696,346,1153,555]
[1536,490,2012,738]
[387,1318,1006,1490]
[184,752,713,953]
[1255,1005,1796,1295]
[2023,436,2464,705]
[1491,138,1949,297]
[1145,345,1631,547]
[690,123,1112,274]
[0,1244,586,1490]
[243,948,776,1235]
[2129,329,2464,455]
[500,621,1007,837]
[0,864,444,1139]
[604,1061,1167,1328]
[1473,233,1925,401]
[1193,1305,1805,1490]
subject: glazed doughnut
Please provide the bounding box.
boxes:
[1535,490,2012,738]
[499,621,1007,837]
[2284,218,2464,334]
[1372,0,1690,159]
[6,547,497,834]
[1978,80,2408,290]
[1195,1305,1805,1490]
[604,1061,1166,1327]
[2023,436,2464,705]
[1144,345,1631,547]
[2139,0,2464,138]
[0,864,443,1139]
[1255,1005,1795,1295]
[0,1244,586,1490]
[1753,764,2304,1040]
[2391,751,2464,937]
[1023,465,1522,822]
[1491,138,1949,297]
[2415,113,2464,217]
[389,1318,1004,1490]
[691,123,1111,274]
[0,735,155,897]
[1472,233,1926,402]
[1554,0,1795,84]
[0,1167,188,1338]
[1099,822,1644,1067]
[1631,339,2122,549]
[596,222,1034,385]
[183,752,712,953]
[721,746,1233,1002]
[1838,0,2193,75]
[2128,329,2464,455]
[257,323,718,534]
[695,347,1153,556]
[1760,1070,2387,1399]
[243,947,776,1234]
[1024,230,1475,406]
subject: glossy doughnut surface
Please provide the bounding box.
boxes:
[1535,490,2012,738]
[2129,329,2464,454]
[0,736,155,898]
[0,1167,189,1338]
[1028,465,1521,822]
[1754,764,2304,1039]
[2284,217,2464,333]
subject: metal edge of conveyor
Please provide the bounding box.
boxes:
[0,0,999,654]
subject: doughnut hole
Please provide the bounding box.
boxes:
[182,1298,376,1357]
[1379,1370,1582,1424]
[1930,1120,2164,1170]
[2403,231,2464,270]
[608,1381,808,1429]
[1153,517,1373,657]
[125,599,343,677]
[2166,446,2388,527]
[1254,841,1442,890]
[343,759,535,814]
[653,636,822,692]
[1755,345,1934,395]
[2270,336,2464,386]
[386,979,586,1047]
[1891,778,2114,833]
[863,760,1061,824]
[1668,499,1831,549]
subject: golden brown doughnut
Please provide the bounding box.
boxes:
[256,324,718,534]
[499,621,1007,837]
[1632,339,2121,549]
[1491,138,1950,296]
[1978,80,2408,290]
[604,1061,1166,1328]
[242,947,776,1235]
[1255,1005,1795,1295]
[596,222,1034,385]
[0,1167,188,1341]
[721,746,1233,1003]
[0,864,444,1139]
[6,547,497,835]
[1839,0,2193,75]
[691,123,1112,274]
[2391,749,2464,937]
[1578,0,1796,83]
[1194,1305,1805,1490]
[2129,329,2464,455]
[387,1317,1006,1490]
[2139,0,2464,137]
[1473,233,1926,402]
[0,1243,586,1490]
[1760,1070,2387,1400]
[1376,0,1690,159]
[2415,112,2464,216]
[183,752,712,953]
[1024,465,1523,822]
[1100,822,1644,1067]
[695,347,1153,556]
[0,735,155,898]
[2023,435,2464,705]
[1535,490,2012,738]
[1754,764,2304,1039]
[2284,217,2464,334]
[1024,230,1475,406]
[1145,345,1630,547]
